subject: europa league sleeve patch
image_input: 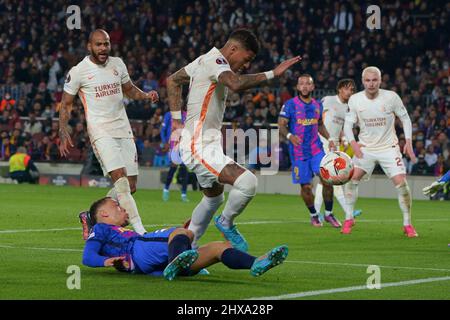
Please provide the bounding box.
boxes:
[216,58,228,65]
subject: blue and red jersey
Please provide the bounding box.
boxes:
[82,223,140,267]
[279,96,324,161]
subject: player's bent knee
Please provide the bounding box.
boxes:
[222,241,233,250]
[203,183,224,197]
[170,228,194,242]
[392,174,407,187]
[234,170,257,197]
[205,192,225,205]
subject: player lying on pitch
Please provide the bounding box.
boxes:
[82,197,288,280]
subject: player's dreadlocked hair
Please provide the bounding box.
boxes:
[229,29,260,54]
[336,78,356,92]
[88,197,111,225]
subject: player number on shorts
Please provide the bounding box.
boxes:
[395,157,402,167]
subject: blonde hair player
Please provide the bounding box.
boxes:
[342,66,418,237]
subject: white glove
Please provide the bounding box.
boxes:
[422,181,444,197]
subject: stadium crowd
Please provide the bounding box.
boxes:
[0,0,448,176]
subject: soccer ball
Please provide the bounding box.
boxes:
[319,151,354,185]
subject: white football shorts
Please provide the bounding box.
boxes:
[353,145,406,179]
[180,139,233,188]
[91,137,138,177]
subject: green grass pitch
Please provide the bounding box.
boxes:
[0,184,449,300]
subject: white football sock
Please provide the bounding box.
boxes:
[106,188,118,201]
[314,183,323,213]
[220,170,257,228]
[333,185,349,216]
[114,177,146,235]
[344,181,359,220]
[189,193,224,248]
[396,181,412,226]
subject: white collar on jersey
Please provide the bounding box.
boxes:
[86,55,110,67]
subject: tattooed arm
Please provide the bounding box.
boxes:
[166,68,191,113]
[122,81,159,102]
[58,92,75,157]
[278,116,300,146]
[166,68,191,131]
[218,56,302,92]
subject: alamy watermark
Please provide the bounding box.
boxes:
[66,265,81,290]
[366,265,381,289]
[169,125,280,175]
[66,5,81,30]
[366,5,381,30]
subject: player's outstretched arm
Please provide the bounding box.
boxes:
[218,56,301,92]
[122,81,159,103]
[58,92,75,158]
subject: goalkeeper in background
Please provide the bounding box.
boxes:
[423,170,450,248]
[423,170,450,198]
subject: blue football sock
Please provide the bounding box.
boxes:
[308,206,317,216]
[324,200,333,214]
[180,165,189,194]
[165,166,177,190]
[220,248,256,269]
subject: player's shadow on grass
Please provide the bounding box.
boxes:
[85,269,272,285]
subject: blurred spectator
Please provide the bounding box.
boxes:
[0,0,446,176]
[1,136,11,160]
[139,139,156,167]
[332,3,353,33]
[142,71,159,92]
[424,145,438,168]
[229,7,253,28]
[0,93,15,112]
[411,154,433,176]
[24,112,43,136]
[152,143,170,167]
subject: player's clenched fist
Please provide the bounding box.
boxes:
[147,90,159,103]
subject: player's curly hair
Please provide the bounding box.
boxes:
[229,29,260,54]
[336,78,356,92]
[88,197,110,225]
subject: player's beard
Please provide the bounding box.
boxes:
[92,51,109,64]
[299,92,312,99]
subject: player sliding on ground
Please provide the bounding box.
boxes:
[166,29,301,251]
[82,197,288,280]
[342,66,418,237]
[59,29,158,238]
